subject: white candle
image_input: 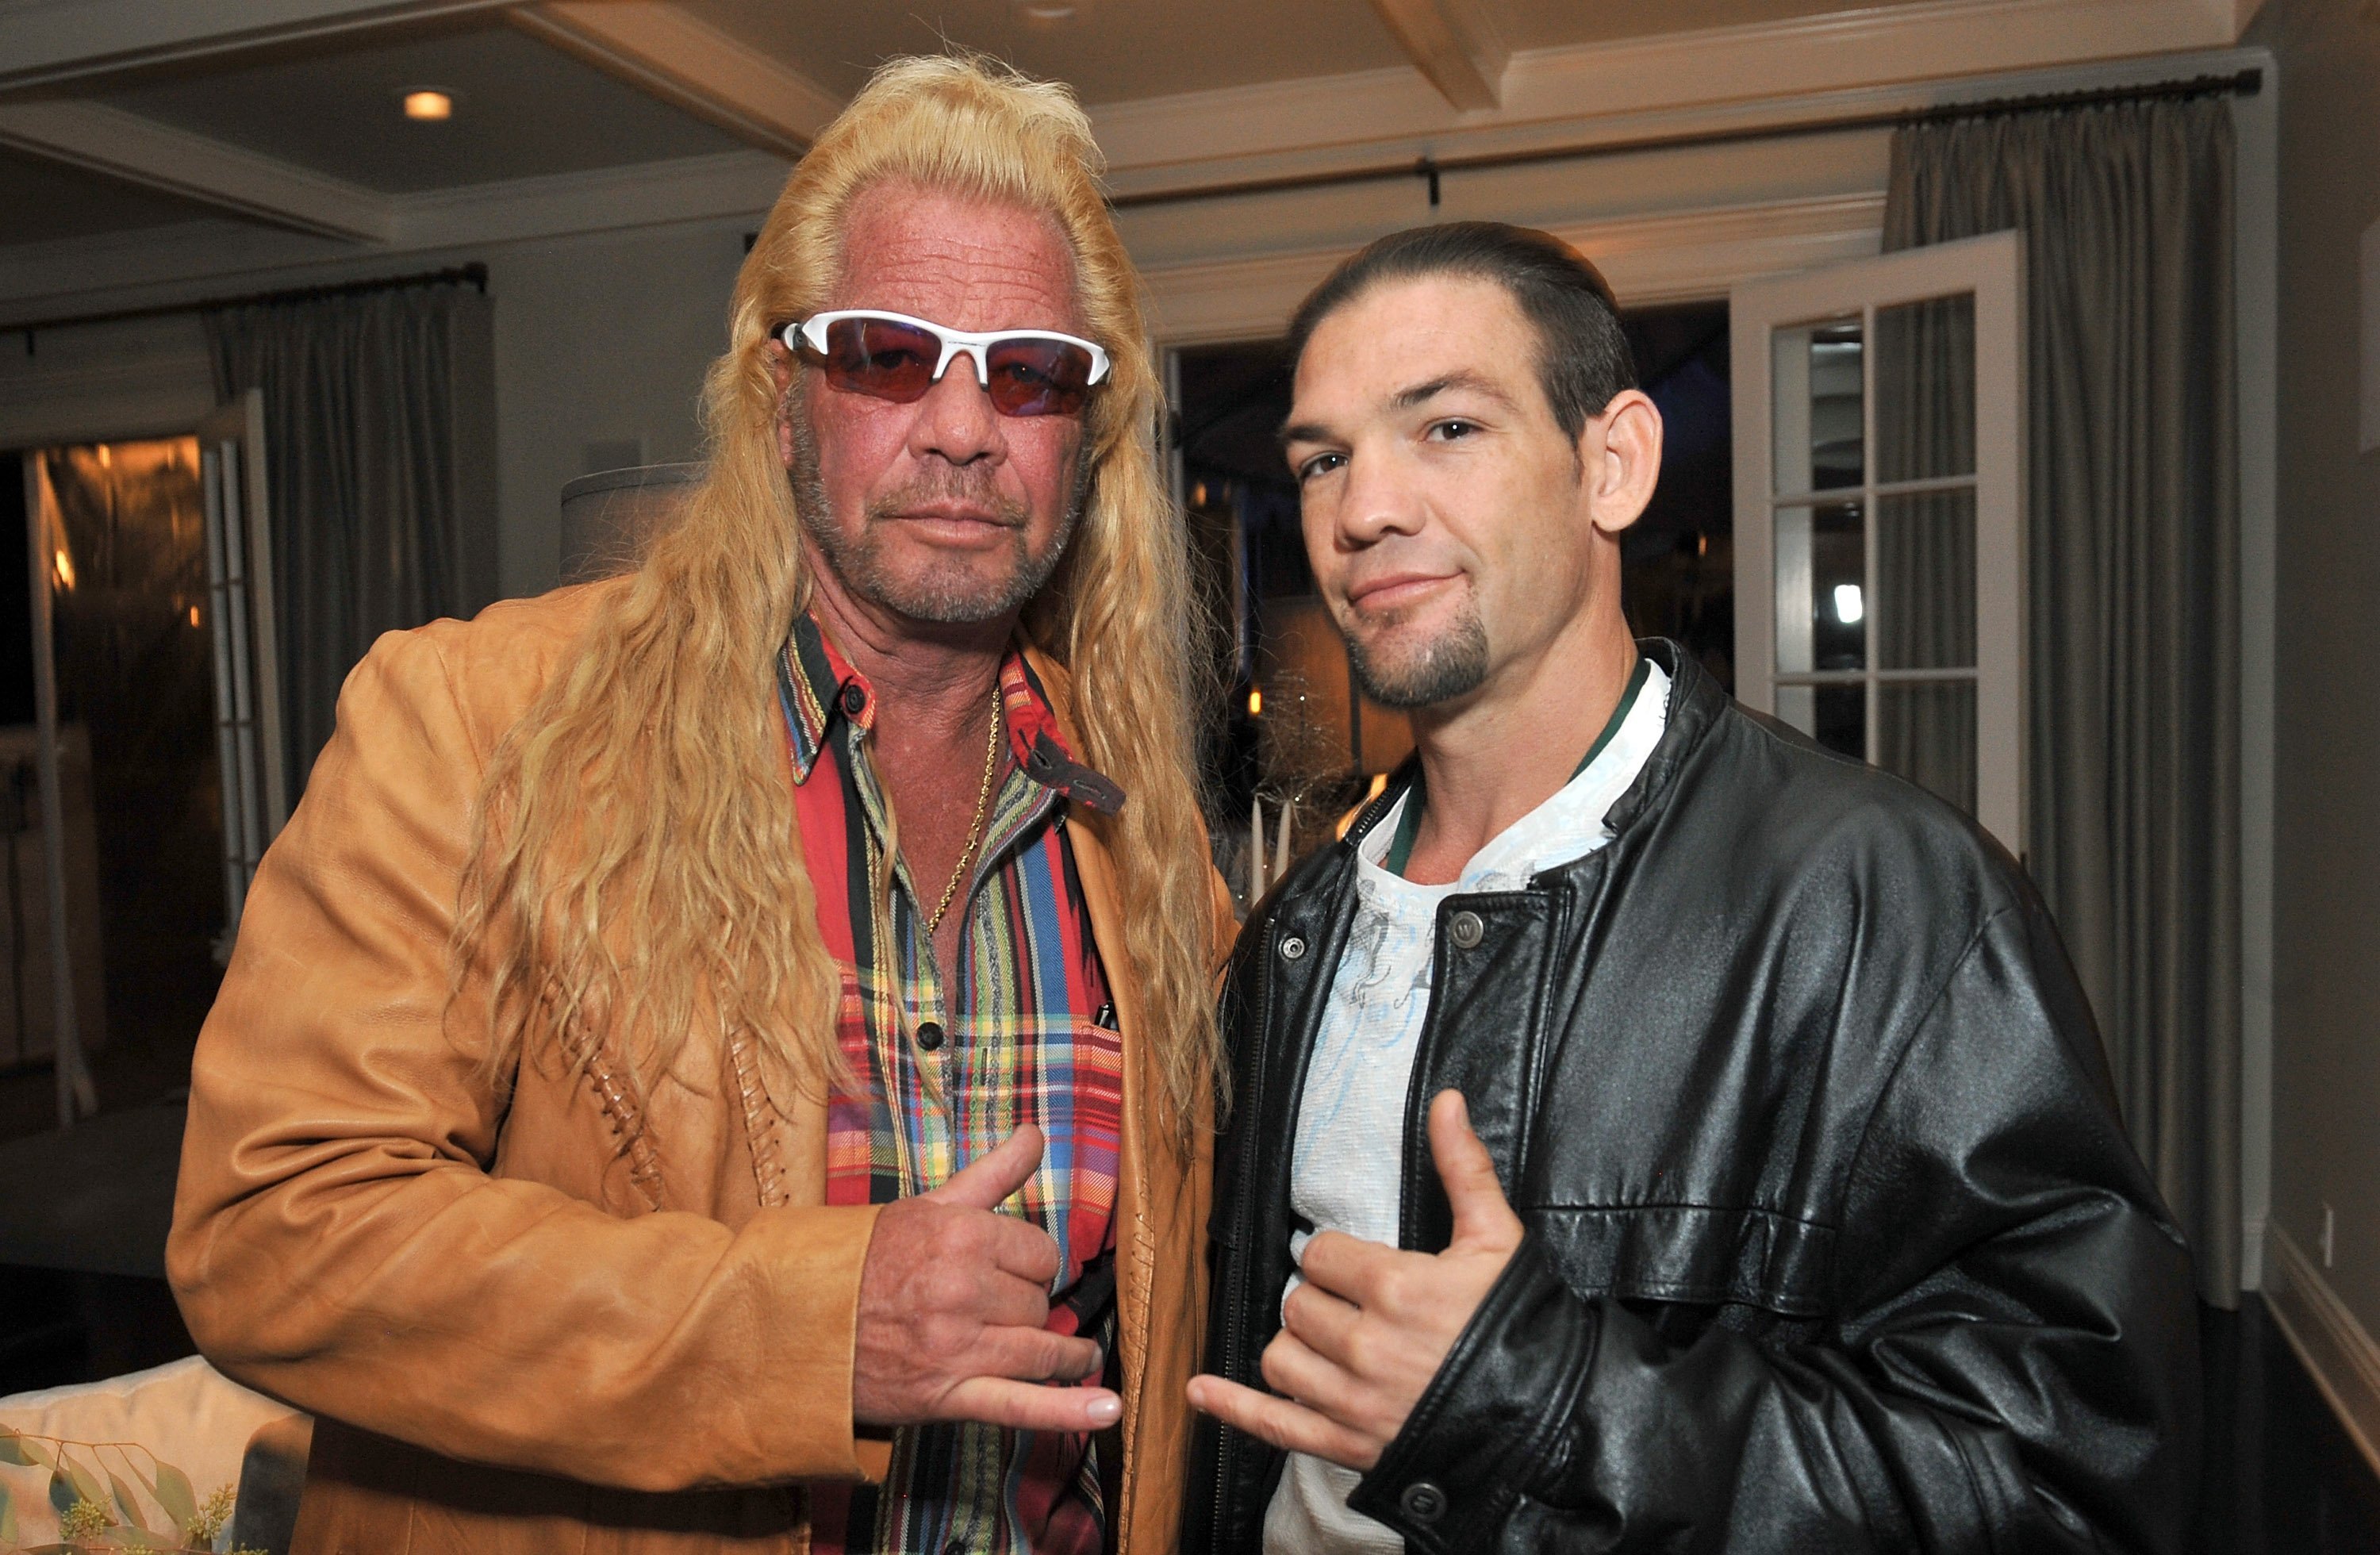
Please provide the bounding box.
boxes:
[1249,795,1265,901]
[1273,795,1294,884]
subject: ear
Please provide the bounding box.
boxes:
[1580,389,1664,538]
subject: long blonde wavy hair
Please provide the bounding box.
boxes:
[453,55,1217,1142]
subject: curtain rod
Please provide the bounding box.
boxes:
[7,261,488,346]
[1111,67,2262,210]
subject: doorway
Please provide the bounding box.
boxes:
[0,440,228,1141]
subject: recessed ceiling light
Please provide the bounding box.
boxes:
[402,89,455,121]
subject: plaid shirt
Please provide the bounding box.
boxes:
[777,614,1124,1555]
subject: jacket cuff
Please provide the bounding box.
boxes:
[1347,1234,1598,1555]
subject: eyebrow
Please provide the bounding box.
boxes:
[1279,369,1517,447]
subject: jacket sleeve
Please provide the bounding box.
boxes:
[166,622,885,1492]
[1345,900,2202,1554]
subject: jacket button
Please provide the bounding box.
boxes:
[840,683,868,717]
[916,1020,945,1051]
[1280,935,1307,962]
[1400,1480,1447,1523]
[1448,909,1484,950]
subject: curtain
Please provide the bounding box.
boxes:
[1884,98,2242,1304]
[205,280,499,804]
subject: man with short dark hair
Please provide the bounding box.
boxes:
[1182,222,2198,1554]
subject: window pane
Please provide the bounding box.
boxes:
[1875,294,1976,482]
[1774,501,1864,674]
[1814,683,1864,761]
[1772,683,1864,760]
[1873,488,1976,670]
[1878,680,1977,816]
[1772,317,1864,493]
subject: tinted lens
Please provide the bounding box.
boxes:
[819,317,940,402]
[984,339,1095,417]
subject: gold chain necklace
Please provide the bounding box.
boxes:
[923,683,1004,938]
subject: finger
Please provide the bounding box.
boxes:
[1186,1376,1380,1471]
[982,1217,1063,1287]
[969,1267,1055,1330]
[943,1376,1123,1433]
[976,1325,1104,1385]
[1297,1230,1404,1304]
[1258,1329,1367,1423]
[1280,1277,1363,1367]
[1430,1090,1523,1249]
[931,1125,1046,1211]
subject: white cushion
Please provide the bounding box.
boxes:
[0,1355,298,1543]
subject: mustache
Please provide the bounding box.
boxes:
[864,466,1031,528]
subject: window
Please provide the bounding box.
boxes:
[1730,232,2025,854]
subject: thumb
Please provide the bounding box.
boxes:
[930,1124,1046,1211]
[1429,1091,1522,1251]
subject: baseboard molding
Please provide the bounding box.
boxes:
[2263,1222,2380,1480]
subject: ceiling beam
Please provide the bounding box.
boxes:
[0,102,394,243]
[0,0,516,93]
[1366,0,1509,110]
[510,2,843,158]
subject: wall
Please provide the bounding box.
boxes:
[484,217,749,598]
[2244,0,2380,1447]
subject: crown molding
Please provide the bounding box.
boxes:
[510,2,841,158]
[2264,1222,2380,1480]
[0,0,512,92]
[396,145,787,248]
[0,99,393,242]
[1368,0,1509,110]
[1091,0,2239,199]
[1142,191,1887,345]
[0,148,787,322]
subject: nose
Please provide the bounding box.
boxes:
[1330,442,1426,549]
[907,353,1004,467]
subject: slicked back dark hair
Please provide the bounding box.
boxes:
[1284,221,1636,442]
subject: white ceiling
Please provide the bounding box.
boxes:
[98,17,743,194]
[0,0,2260,283]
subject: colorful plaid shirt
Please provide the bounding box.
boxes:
[777,613,1125,1555]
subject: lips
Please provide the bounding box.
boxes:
[1345,570,1457,612]
[888,501,1020,528]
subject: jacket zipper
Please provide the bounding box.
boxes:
[1208,916,1277,1543]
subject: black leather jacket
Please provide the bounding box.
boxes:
[1184,643,2199,1555]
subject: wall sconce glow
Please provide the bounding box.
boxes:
[403,90,455,121]
[189,605,202,628]
[52,550,75,591]
[1247,687,1262,716]
[1833,583,1864,625]
[1016,0,1078,21]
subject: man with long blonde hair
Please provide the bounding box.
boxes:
[170,56,1226,1555]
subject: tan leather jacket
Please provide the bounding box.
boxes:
[167,581,1222,1553]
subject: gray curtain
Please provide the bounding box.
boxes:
[205,281,498,803]
[1884,98,2241,1303]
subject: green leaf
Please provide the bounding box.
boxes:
[48,1469,75,1516]
[0,1428,31,1466]
[90,1527,173,1549]
[106,1468,153,1534]
[63,1455,108,1515]
[10,1432,57,1471]
[2,1480,17,1542]
[149,1463,195,1534]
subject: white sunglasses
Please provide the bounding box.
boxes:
[778,309,1111,417]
